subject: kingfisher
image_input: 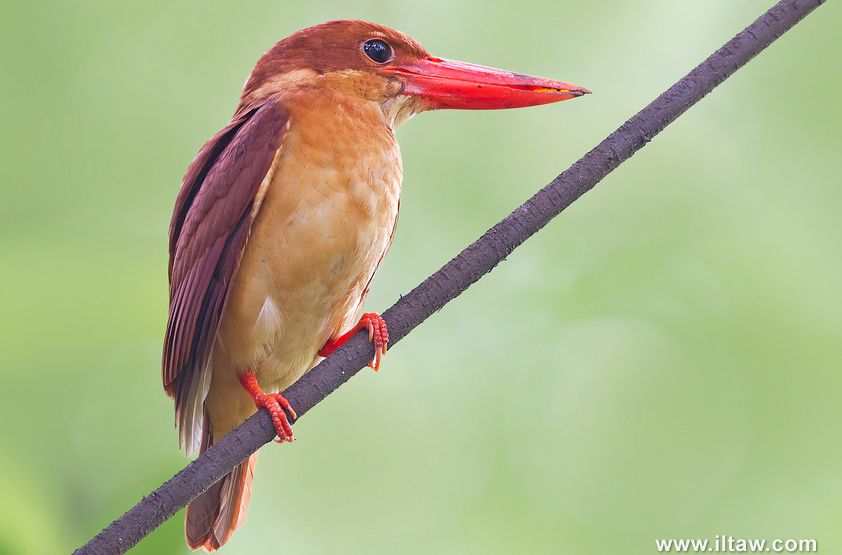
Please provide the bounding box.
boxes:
[162,19,589,551]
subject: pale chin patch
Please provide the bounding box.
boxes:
[382,94,421,130]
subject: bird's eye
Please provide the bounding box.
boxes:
[363,39,393,64]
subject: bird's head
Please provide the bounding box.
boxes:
[239,20,590,128]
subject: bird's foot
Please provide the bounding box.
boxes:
[239,371,297,443]
[318,312,389,371]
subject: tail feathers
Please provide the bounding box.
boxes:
[185,426,257,552]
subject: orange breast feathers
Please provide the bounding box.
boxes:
[208,91,402,424]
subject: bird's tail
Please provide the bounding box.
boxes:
[185,417,257,552]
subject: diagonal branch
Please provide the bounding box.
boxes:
[74,1,826,553]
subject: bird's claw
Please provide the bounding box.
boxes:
[317,312,389,371]
[239,371,297,443]
[360,312,388,371]
[254,392,296,443]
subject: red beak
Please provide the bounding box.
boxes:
[383,56,590,110]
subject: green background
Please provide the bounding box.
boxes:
[1,1,839,553]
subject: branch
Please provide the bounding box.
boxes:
[75,1,825,553]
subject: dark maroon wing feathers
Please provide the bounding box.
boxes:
[163,99,289,417]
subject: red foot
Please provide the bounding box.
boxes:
[318,312,389,371]
[239,372,297,443]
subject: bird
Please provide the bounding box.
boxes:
[162,19,589,551]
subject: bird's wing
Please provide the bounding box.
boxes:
[163,98,290,453]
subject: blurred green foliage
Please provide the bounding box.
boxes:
[1,1,840,553]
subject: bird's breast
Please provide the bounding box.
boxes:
[215,99,402,390]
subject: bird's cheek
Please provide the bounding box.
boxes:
[381,94,422,130]
[383,78,404,99]
[360,74,403,104]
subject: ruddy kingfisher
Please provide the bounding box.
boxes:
[163,19,588,551]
